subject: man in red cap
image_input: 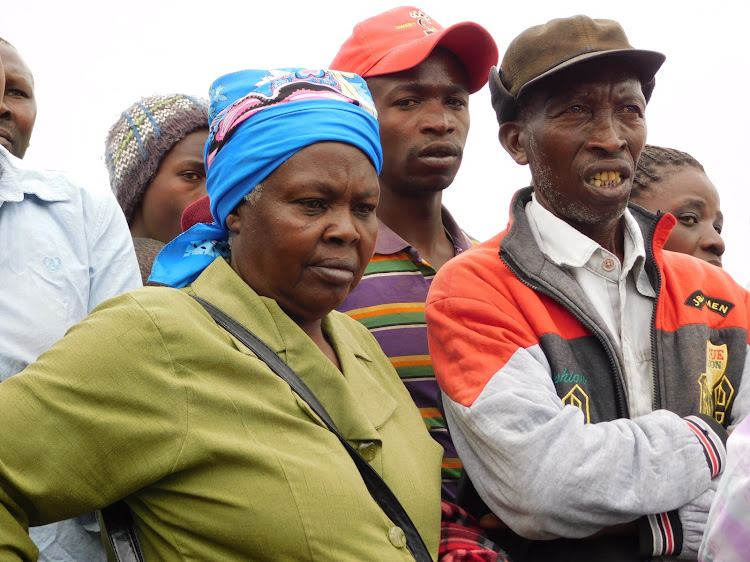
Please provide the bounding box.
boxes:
[427,15,750,561]
[333,5,498,505]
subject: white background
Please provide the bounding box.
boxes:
[6,0,750,284]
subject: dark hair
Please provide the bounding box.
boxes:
[632,145,705,196]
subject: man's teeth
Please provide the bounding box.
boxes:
[589,171,621,187]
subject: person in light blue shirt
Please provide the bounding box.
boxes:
[0,56,140,561]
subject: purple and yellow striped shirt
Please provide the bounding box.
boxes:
[338,209,474,501]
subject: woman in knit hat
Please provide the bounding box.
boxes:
[105,94,209,281]
[0,68,442,561]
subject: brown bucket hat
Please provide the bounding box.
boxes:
[490,15,666,123]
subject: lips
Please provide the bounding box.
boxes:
[583,162,630,190]
[418,141,460,160]
[309,257,357,285]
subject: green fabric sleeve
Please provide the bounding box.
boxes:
[0,291,188,559]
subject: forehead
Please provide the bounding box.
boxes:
[524,62,643,108]
[0,43,33,84]
[367,48,470,96]
[265,141,378,189]
[656,167,720,204]
[165,129,208,161]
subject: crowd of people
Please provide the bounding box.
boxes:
[0,6,746,562]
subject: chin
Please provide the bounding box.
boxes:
[414,178,455,193]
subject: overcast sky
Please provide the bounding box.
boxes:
[6,0,750,284]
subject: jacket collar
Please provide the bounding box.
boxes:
[187,258,395,438]
[502,187,675,269]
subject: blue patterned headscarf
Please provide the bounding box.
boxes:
[149,68,383,288]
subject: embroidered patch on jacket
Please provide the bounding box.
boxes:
[553,368,588,385]
[562,384,590,423]
[698,342,734,425]
[685,290,735,317]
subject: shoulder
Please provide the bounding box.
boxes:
[90,286,210,330]
[90,286,187,319]
[85,287,225,355]
[429,230,512,301]
[661,251,747,296]
[658,251,750,328]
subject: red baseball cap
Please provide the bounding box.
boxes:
[330,6,498,94]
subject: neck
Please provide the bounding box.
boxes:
[577,218,626,262]
[129,214,149,239]
[376,188,456,271]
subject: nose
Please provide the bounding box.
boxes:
[325,206,360,246]
[586,113,627,154]
[419,101,456,136]
[700,225,725,260]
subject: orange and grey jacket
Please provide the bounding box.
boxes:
[427,187,750,559]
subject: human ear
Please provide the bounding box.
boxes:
[499,121,529,166]
[225,209,242,235]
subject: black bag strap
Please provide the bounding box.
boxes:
[191,295,432,562]
[97,502,145,562]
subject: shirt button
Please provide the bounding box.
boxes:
[602,257,616,272]
[359,441,377,462]
[388,526,407,548]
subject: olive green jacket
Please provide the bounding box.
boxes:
[0,258,442,560]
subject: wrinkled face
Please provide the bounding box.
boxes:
[366,48,470,196]
[0,43,36,159]
[226,142,379,325]
[510,66,647,232]
[131,129,209,244]
[635,167,724,267]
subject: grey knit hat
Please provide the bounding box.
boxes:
[105,94,209,223]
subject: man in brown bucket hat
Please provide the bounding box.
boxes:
[426,15,750,561]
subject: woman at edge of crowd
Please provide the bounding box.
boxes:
[0,68,443,560]
[630,144,725,267]
[105,93,210,284]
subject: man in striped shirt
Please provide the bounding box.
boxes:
[331,6,498,502]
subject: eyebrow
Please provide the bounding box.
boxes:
[672,197,724,222]
[386,82,469,96]
[298,181,379,199]
[176,159,205,168]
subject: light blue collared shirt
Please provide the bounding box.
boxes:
[0,145,141,560]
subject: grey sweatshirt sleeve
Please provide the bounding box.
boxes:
[443,343,725,541]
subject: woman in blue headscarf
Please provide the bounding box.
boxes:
[0,69,442,560]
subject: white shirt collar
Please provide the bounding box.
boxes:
[526,191,647,280]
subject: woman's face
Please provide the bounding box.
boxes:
[636,167,725,267]
[226,141,380,324]
[132,129,209,243]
